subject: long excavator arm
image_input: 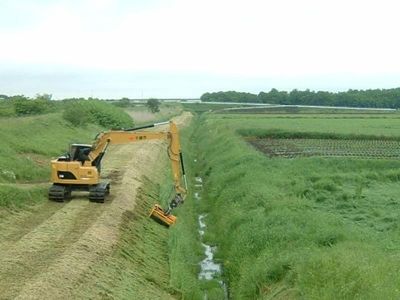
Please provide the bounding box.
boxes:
[49,121,187,226]
[93,121,187,225]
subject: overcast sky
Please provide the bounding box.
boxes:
[0,0,399,99]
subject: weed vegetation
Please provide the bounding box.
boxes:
[194,113,400,298]
[0,114,101,184]
[0,185,46,208]
[63,99,133,128]
[167,118,205,299]
[0,99,135,209]
[0,114,100,209]
[0,95,58,117]
[126,103,183,125]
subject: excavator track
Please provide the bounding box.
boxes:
[48,184,71,202]
[88,182,110,203]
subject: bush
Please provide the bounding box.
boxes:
[62,99,134,128]
[0,100,15,117]
[146,98,160,113]
[112,98,131,107]
[11,94,55,116]
[62,104,90,127]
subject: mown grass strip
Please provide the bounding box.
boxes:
[68,175,178,299]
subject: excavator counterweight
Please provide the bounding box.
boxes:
[49,121,187,227]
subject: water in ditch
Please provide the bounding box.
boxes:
[195,174,228,299]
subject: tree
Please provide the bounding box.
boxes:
[146,98,160,113]
[200,88,400,108]
[35,93,52,101]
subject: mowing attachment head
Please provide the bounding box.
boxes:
[149,204,177,227]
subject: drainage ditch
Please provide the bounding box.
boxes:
[194,174,228,299]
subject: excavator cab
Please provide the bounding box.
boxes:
[70,144,92,162]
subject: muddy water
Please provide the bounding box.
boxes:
[195,175,228,299]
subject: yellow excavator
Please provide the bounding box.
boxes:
[48,121,187,226]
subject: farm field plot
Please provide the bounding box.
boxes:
[249,138,400,158]
[215,113,400,136]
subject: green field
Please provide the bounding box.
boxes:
[3,102,400,299]
[0,101,193,299]
[190,111,400,299]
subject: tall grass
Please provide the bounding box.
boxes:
[0,185,46,209]
[168,117,204,299]
[0,114,101,184]
[63,99,134,128]
[194,114,400,299]
[126,103,183,125]
[0,113,102,209]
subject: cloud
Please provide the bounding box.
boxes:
[0,0,399,97]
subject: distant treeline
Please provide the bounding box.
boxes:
[200,88,400,108]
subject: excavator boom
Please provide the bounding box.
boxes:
[48,120,187,226]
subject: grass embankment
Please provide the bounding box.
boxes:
[168,116,205,299]
[0,99,134,209]
[127,103,183,125]
[69,174,178,299]
[67,117,204,299]
[0,114,101,208]
[194,114,400,299]
[0,104,203,297]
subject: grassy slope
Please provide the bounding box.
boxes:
[0,114,101,208]
[168,116,205,299]
[0,107,203,298]
[0,103,178,209]
[126,103,183,125]
[194,113,400,299]
[68,113,204,299]
[70,174,179,299]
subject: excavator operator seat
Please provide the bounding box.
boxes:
[70,144,92,163]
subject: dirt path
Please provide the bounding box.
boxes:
[0,112,191,300]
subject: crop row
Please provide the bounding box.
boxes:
[249,138,400,159]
